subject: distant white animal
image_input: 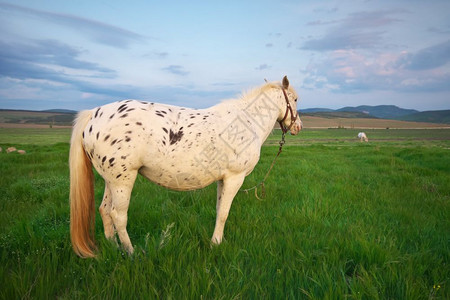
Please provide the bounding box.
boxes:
[6,147,17,153]
[17,150,26,155]
[358,132,369,142]
[0,147,2,153]
[69,76,302,258]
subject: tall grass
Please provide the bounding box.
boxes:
[0,129,449,299]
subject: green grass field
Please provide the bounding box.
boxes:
[0,128,449,299]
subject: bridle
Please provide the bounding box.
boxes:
[278,87,298,134]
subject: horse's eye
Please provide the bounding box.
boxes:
[294,98,298,102]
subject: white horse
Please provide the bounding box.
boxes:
[70,76,302,257]
[358,132,368,142]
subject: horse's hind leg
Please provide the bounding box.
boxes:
[99,184,115,240]
[109,172,138,255]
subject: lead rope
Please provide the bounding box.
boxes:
[240,131,286,200]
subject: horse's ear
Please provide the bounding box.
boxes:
[282,76,289,89]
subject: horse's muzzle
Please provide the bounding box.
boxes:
[289,118,302,135]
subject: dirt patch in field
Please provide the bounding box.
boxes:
[301,116,450,129]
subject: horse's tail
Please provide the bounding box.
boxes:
[69,110,96,258]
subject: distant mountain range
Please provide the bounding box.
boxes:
[41,109,77,114]
[300,105,450,124]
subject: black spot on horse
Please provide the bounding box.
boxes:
[116,174,122,179]
[136,122,142,126]
[95,108,100,118]
[89,125,93,134]
[109,157,115,165]
[102,156,107,164]
[169,129,184,145]
[118,104,127,113]
[82,132,85,139]
[120,113,128,118]
[104,134,110,142]
[162,128,168,133]
[156,113,164,118]
[110,114,115,119]
[96,132,99,140]
[125,136,131,142]
[126,108,135,112]
[111,139,117,146]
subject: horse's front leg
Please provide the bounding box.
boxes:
[211,173,246,245]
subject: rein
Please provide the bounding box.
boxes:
[240,86,294,199]
[240,131,286,200]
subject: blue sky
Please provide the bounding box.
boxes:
[0,0,449,111]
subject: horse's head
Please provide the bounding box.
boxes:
[278,76,302,135]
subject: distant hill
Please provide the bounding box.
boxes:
[336,105,419,119]
[298,105,450,123]
[302,111,376,119]
[0,109,75,126]
[300,108,335,113]
[41,109,77,114]
[400,110,450,124]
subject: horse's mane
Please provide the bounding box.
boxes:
[213,81,284,109]
[239,81,282,101]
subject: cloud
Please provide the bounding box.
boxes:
[154,52,169,59]
[302,42,450,94]
[302,10,404,51]
[161,65,189,76]
[405,40,450,70]
[268,33,282,38]
[0,2,145,48]
[313,6,338,14]
[0,39,115,79]
[255,64,271,71]
[0,39,114,74]
[302,31,385,51]
[143,51,169,59]
[428,26,450,35]
[0,39,141,101]
[265,43,273,48]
